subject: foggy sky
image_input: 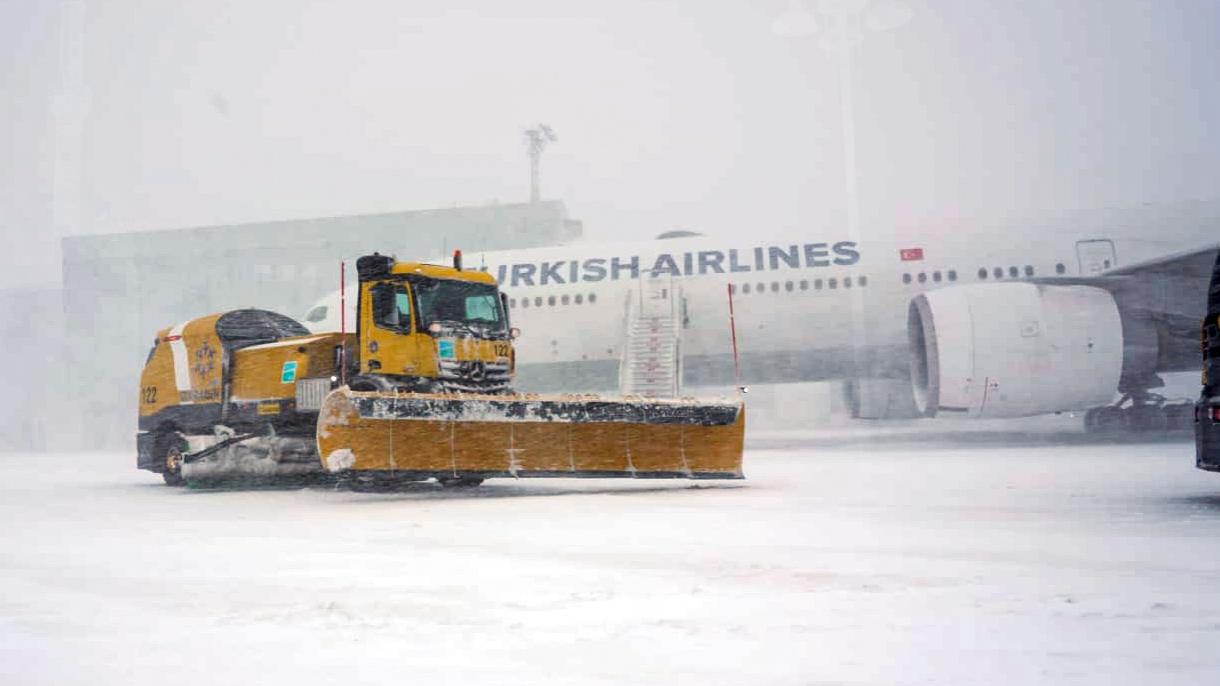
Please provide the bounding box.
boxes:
[1,0,1217,289]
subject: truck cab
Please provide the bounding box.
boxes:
[351,253,516,393]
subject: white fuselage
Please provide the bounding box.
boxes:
[301,232,1154,391]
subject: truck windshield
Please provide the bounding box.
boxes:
[413,278,505,332]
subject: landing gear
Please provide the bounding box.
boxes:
[438,476,484,488]
[1083,391,1194,435]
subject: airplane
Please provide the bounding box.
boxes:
[301,230,1220,433]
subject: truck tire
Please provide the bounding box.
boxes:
[158,432,187,486]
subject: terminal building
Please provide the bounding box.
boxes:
[53,201,579,450]
[0,287,65,452]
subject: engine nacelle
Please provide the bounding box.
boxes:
[907,283,1123,418]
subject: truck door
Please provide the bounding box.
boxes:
[1075,239,1117,275]
[361,280,418,376]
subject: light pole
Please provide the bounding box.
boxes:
[772,0,911,382]
[772,0,911,245]
[524,124,557,203]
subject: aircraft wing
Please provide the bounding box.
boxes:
[1034,244,1220,373]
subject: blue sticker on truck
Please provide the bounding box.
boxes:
[438,340,455,359]
[281,360,298,383]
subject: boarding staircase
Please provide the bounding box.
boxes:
[619,275,683,398]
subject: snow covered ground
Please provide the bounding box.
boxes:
[4,429,1220,685]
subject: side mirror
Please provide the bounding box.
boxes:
[510,327,521,339]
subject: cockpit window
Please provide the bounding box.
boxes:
[304,305,327,323]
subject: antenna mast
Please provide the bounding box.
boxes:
[524,124,557,203]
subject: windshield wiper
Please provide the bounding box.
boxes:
[431,319,477,335]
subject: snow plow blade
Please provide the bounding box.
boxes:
[315,387,745,480]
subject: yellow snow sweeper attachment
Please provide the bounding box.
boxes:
[137,252,744,486]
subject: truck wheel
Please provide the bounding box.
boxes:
[159,434,186,487]
[439,476,483,488]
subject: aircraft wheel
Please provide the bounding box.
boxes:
[1164,403,1195,433]
[1123,405,1168,433]
[1084,406,1124,434]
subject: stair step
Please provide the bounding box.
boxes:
[622,303,682,397]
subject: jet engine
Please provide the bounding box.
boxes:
[907,283,1124,418]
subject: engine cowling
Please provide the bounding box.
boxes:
[907,283,1123,418]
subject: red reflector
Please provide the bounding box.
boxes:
[1212,407,1220,422]
[164,335,182,342]
[900,248,924,261]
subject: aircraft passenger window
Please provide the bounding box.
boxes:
[305,305,327,323]
[948,270,957,281]
[993,267,1004,279]
[917,272,927,283]
[933,271,942,283]
[785,281,794,292]
[1024,265,1034,277]
[547,296,556,306]
[757,282,765,293]
[978,268,988,279]
[815,279,823,290]
[561,294,570,305]
[589,293,597,303]
[742,283,751,294]
[509,298,516,308]
[534,297,542,307]
[828,278,838,289]
[575,293,583,304]
[1056,263,1066,274]
[799,280,808,290]
[844,277,853,288]
[1104,259,1111,269]
[903,273,912,284]
[770,282,779,292]
[859,275,868,286]
[521,298,529,308]
[1008,266,1019,278]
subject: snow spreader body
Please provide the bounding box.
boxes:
[137,253,745,486]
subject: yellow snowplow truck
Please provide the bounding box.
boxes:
[137,253,745,487]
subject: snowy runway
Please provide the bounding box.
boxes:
[3,431,1220,685]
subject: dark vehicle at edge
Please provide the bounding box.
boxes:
[1196,253,1220,471]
